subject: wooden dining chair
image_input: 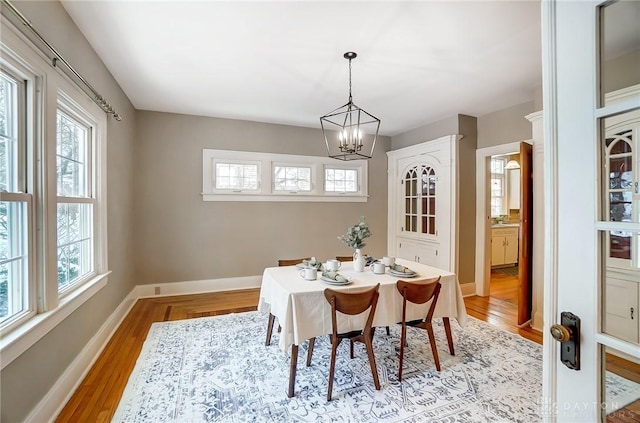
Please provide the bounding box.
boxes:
[336,254,391,336]
[265,257,311,346]
[396,276,442,381]
[277,257,310,267]
[306,284,381,401]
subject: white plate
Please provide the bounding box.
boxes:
[294,263,307,269]
[321,276,353,285]
[388,270,418,278]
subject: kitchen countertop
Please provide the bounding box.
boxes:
[492,223,520,228]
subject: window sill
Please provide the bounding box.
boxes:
[201,193,368,202]
[0,271,110,370]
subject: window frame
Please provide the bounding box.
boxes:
[202,149,368,202]
[0,19,109,368]
[490,157,508,217]
[211,158,261,193]
[323,164,360,194]
[272,163,313,193]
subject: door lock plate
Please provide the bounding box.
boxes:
[550,311,580,370]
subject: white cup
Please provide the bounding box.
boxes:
[300,267,317,280]
[325,259,341,272]
[372,262,386,274]
[382,256,396,266]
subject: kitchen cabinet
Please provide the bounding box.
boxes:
[396,238,447,271]
[491,226,519,267]
[604,272,639,343]
[602,105,640,345]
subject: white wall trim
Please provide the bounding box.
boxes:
[25,286,138,423]
[541,0,559,418]
[136,276,262,298]
[460,282,477,297]
[27,275,263,422]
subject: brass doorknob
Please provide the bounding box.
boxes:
[550,324,572,342]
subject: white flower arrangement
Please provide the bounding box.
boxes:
[338,216,372,249]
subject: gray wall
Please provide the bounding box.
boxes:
[390,115,459,151]
[603,49,640,94]
[457,115,478,285]
[0,2,137,422]
[134,111,391,284]
[477,101,535,149]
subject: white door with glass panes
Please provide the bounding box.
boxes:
[544,1,640,421]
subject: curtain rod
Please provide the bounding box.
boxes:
[1,0,122,121]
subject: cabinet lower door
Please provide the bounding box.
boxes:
[491,236,505,266]
[604,275,639,343]
[503,234,519,265]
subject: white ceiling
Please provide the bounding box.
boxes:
[61,1,543,136]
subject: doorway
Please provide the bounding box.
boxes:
[474,141,534,327]
[488,153,521,325]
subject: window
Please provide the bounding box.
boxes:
[56,109,95,292]
[491,157,507,217]
[0,69,30,329]
[0,23,109,365]
[274,165,311,192]
[215,162,259,191]
[325,167,358,193]
[202,149,367,202]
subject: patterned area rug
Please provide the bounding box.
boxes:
[112,311,638,422]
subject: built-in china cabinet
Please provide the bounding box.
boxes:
[387,135,462,274]
[602,86,640,345]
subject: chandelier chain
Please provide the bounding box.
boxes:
[348,57,353,102]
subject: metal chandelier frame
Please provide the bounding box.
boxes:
[320,52,380,161]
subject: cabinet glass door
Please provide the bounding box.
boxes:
[603,115,639,268]
[403,164,436,236]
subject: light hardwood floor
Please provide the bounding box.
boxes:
[55,280,638,422]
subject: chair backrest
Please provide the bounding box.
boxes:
[278,257,310,267]
[335,256,352,262]
[324,284,380,336]
[396,276,442,322]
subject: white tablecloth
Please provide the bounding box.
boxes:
[258,258,469,354]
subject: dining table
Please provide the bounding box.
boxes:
[257,258,469,397]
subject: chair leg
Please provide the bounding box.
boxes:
[288,344,298,398]
[350,339,355,359]
[398,322,406,381]
[443,317,455,355]
[425,323,441,371]
[306,338,315,367]
[327,339,340,401]
[386,326,390,336]
[266,313,276,346]
[364,335,381,390]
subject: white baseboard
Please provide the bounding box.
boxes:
[460,282,477,297]
[135,275,262,298]
[30,275,262,422]
[26,287,138,423]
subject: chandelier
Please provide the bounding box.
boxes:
[320,52,380,160]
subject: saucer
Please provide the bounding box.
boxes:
[388,270,418,278]
[321,277,353,285]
